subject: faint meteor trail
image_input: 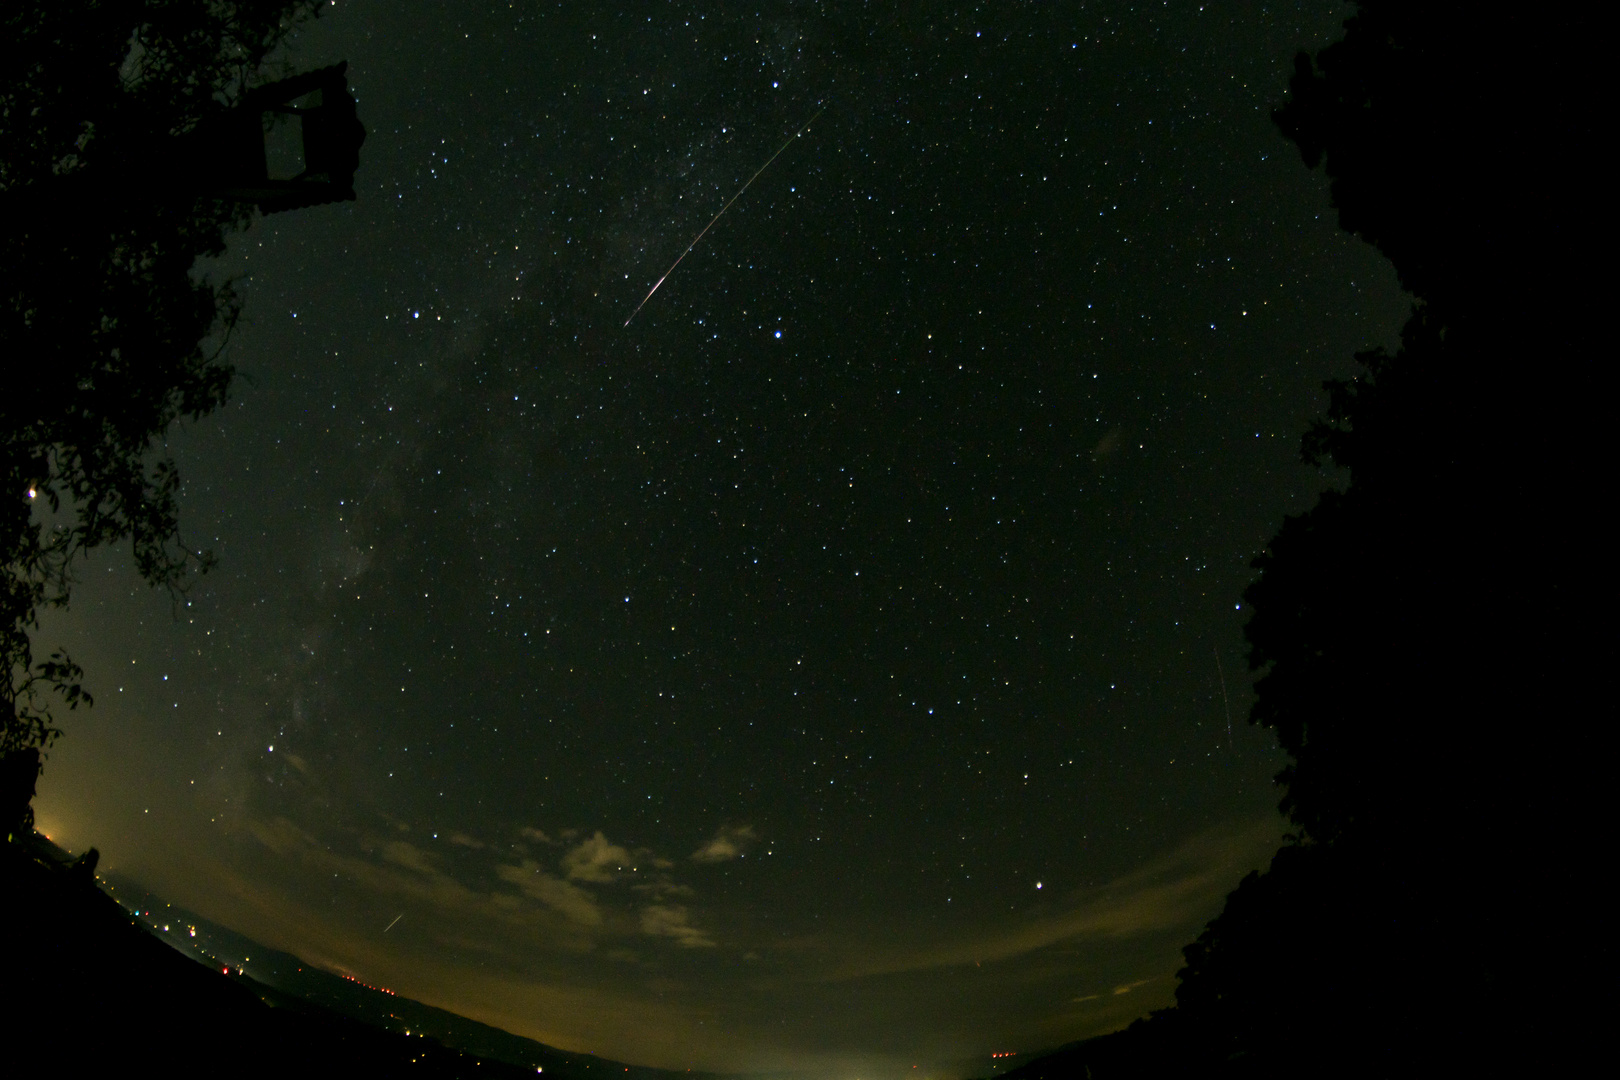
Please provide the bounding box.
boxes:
[383,913,403,933]
[1215,647,1234,751]
[624,104,826,327]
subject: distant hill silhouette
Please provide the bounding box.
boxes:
[101,870,728,1080]
[0,834,725,1080]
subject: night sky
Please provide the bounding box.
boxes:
[35,2,1407,1075]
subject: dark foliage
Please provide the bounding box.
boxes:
[1271,2,1599,323]
[1251,3,1600,851]
[1031,4,1605,1077]
[0,745,39,838]
[0,0,325,752]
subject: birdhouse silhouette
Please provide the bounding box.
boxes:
[185,61,366,213]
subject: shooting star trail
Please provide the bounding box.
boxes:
[383,913,403,933]
[624,104,826,327]
[1215,647,1234,751]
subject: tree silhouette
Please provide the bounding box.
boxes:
[1251,3,1598,853]
[1272,3,1599,328]
[1130,5,1603,1076]
[0,1,326,781]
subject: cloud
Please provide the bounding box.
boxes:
[632,880,696,900]
[244,816,481,915]
[820,815,1285,981]
[691,824,756,863]
[495,860,603,927]
[519,826,555,845]
[639,904,716,948]
[562,830,635,883]
[1111,977,1156,995]
[380,840,438,876]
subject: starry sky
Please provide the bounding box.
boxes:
[35,2,1407,1076]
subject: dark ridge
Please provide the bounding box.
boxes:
[100,868,727,1080]
[0,834,722,1080]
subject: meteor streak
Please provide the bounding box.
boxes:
[625,104,826,327]
[1215,647,1234,751]
[384,913,403,933]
